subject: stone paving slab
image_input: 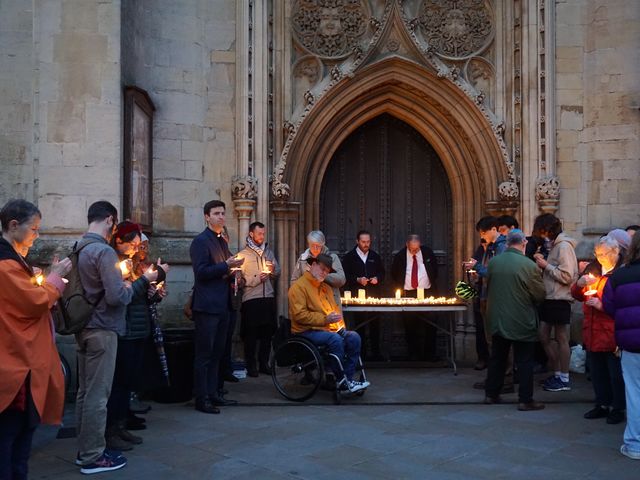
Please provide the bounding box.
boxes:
[28,368,632,479]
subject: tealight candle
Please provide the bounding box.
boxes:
[395,289,401,300]
[35,274,44,286]
[584,289,598,297]
[358,289,366,300]
[344,291,352,300]
[417,288,425,300]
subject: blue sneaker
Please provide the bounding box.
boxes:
[621,445,640,460]
[542,376,571,392]
[76,449,123,466]
[80,453,127,474]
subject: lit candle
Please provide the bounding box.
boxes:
[35,274,44,286]
[118,260,131,277]
[417,288,425,300]
[395,289,401,300]
[584,289,598,297]
[344,291,352,300]
[358,289,366,300]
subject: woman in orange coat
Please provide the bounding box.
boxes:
[0,199,71,480]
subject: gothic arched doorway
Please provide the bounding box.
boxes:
[320,114,453,293]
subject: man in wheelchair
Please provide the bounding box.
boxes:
[288,254,370,393]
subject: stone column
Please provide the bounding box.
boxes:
[271,199,300,317]
[231,175,258,251]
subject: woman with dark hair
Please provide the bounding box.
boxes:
[0,199,71,479]
[603,232,640,460]
[105,222,167,451]
[572,234,627,424]
[532,213,579,392]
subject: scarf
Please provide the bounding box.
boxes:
[246,236,265,257]
[0,236,33,276]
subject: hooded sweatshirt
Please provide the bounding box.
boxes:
[542,232,578,301]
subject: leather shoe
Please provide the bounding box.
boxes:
[473,361,487,371]
[607,409,626,425]
[222,372,240,383]
[195,399,220,414]
[211,396,238,406]
[518,401,545,411]
[584,406,609,419]
[484,395,501,405]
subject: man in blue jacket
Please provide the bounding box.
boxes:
[190,200,244,414]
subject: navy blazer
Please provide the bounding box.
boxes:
[190,228,232,314]
[391,246,438,293]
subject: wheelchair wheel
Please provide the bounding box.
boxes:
[272,337,324,402]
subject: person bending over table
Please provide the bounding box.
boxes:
[288,254,370,393]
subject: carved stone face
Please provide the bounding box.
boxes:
[443,10,468,37]
[319,7,341,35]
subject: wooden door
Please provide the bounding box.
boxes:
[320,114,453,294]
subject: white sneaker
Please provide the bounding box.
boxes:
[347,380,370,393]
[621,445,640,460]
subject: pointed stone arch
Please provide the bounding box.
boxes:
[288,58,509,244]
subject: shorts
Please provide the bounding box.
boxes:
[539,299,571,325]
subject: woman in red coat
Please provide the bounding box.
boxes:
[0,200,71,479]
[572,234,627,424]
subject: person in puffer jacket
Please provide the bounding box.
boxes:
[603,232,640,460]
[533,214,579,392]
[572,234,627,424]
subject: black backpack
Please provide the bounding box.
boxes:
[53,239,105,335]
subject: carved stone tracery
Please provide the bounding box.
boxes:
[291,0,370,59]
[417,0,494,60]
[231,175,258,201]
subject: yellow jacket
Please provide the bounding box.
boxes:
[288,272,345,334]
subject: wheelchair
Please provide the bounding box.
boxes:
[270,317,368,404]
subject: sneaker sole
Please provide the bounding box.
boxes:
[621,446,640,460]
[80,462,126,474]
[543,386,571,392]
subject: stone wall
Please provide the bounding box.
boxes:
[0,1,34,201]
[555,0,640,243]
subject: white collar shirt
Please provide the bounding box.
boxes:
[404,249,431,290]
[356,247,369,264]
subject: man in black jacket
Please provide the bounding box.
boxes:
[342,230,385,359]
[391,234,439,361]
[190,200,244,414]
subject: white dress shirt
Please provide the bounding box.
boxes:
[356,247,369,265]
[404,249,431,290]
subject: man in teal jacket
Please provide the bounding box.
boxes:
[484,229,547,411]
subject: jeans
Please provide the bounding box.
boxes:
[589,351,625,411]
[0,409,36,480]
[75,328,118,465]
[193,311,229,400]
[299,330,361,380]
[621,351,640,453]
[485,334,535,404]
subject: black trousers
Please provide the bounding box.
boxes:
[403,289,437,361]
[193,311,230,400]
[241,297,276,370]
[486,334,535,403]
[106,338,145,427]
[0,409,36,480]
[473,304,489,362]
[589,351,626,410]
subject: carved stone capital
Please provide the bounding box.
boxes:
[535,175,560,214]
[498,181,519,202]
[231,175,258,201]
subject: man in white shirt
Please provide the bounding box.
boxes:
[391,234,439,361]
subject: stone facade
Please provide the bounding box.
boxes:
[1,1,639,352]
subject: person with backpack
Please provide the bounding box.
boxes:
[0,199,72,480]
[104,222,166,452]
[74,202,148,474]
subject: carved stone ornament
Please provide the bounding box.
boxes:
[231,175,258,201]
[270,164,291,200]
[535,175,560,201]
[498,181,519,201]
[292,0,370,60]
[417,0,494,60]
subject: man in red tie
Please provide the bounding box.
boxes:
[391,234,439,361]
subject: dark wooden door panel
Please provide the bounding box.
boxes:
[321,114,452,293]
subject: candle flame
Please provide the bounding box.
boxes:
[35,274,44,286]
[341,295,462,306]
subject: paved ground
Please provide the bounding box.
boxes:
[29,367,634,479]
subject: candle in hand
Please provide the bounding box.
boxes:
[584,289,598,297]
[35,274,44,286]
[118,260,131,277]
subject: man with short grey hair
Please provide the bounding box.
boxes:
[484,229,547,411]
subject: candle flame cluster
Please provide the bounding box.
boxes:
[341,296,462,306]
